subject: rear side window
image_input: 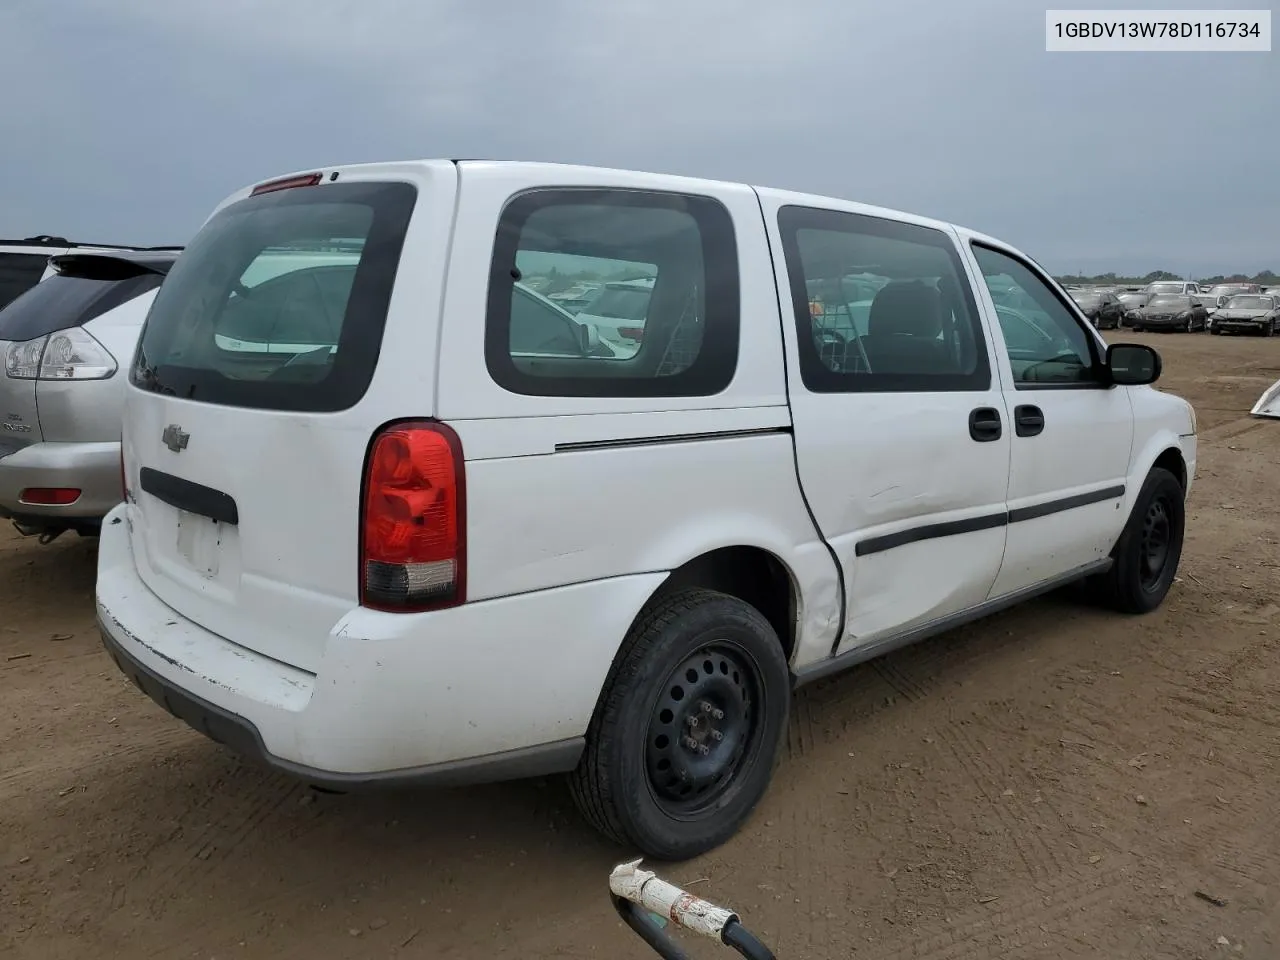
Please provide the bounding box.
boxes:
[0,269,162,343]
[778,205,989,393]
[0,253,52,311]
[131,181,416,412]
[485,188,739,398]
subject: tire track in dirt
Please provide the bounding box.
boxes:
[136,763,308,913]
[873,661,1070,883]
[878,863,1130,960]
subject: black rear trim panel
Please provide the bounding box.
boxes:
[139,467,239,525]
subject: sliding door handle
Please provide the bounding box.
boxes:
[969,406,1003,442]
[1014,404,1045,437]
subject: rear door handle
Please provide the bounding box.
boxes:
[968,406,1003,442]
[1014,404,1045,438]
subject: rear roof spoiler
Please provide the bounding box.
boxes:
[2,235,184,252]
[48,250,183,280]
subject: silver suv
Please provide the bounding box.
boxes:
[0,249,180,541]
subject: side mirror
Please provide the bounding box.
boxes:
[1107,343,1161,386]
[576,320,601,354]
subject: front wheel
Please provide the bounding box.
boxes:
[569,588,791,861]
[1088,467,1185,614]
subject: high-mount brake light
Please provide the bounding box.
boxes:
[360,421,466,612]
[250,173,323,196]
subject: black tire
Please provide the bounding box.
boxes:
[568,588,790,861]
[1089,467,1185,614]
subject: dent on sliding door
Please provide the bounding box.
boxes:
[770,203,1012,651]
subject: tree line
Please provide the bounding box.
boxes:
[1054,269,1279,287]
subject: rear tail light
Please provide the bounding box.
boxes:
[20,488,81,506]
[618,326,645,342]
[4,328,117,381]
[360,421,466,612]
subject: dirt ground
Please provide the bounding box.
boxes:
[3,331,1279,960]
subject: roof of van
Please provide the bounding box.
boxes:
[241,159,978,242]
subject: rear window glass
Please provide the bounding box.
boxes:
[131,181,416,412]
[484,188,739,398]
[0,253,50,311]
[0,271,162,343]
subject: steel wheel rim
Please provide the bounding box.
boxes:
[644,640,763,820]
[1140,495,1173,590]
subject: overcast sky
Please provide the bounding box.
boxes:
[1,0,1276,275]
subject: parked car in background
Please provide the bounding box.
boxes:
[571,277,655,356]
[0,249,180,541]
[1210,294,1280,336]
[1117,291,1148,326]
[1203,282,1260,307]
[1068,289,1125,329]
[1144,280,1200,299]
[97,159,1194,862]
[1129,294,1208,332]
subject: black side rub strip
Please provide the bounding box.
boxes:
[1007,484,1126,523]
[856,512,1007,557]
[139,467,239,525]
[555,425,790,453]
[855,484,1125,558]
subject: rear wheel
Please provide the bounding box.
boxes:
[1088,467,1185,614]
[569,588,790,861]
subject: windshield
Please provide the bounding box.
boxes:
[1118,294,1145,305]
[1147,295,1190,309]
[131,181,416,413]
[1210,285,1252,297]
[1224,295,1273,310]
[1146,282,1186,295]
[1072,292,1102,306]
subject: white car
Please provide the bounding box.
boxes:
[98,160,1196,861]
[573,278,655,355]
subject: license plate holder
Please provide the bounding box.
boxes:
[176,509,223,578]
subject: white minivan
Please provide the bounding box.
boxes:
[97,161,1196,861]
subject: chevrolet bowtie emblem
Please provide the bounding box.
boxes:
[162,424,190,453]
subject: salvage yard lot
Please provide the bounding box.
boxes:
[3,331,1279,960]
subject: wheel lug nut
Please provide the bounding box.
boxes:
[700,700,713,713]
[711,729,723,741]
[684,736,699,750]
[686,715,698,728]
[698,745,710,756]
[711,708,725,720]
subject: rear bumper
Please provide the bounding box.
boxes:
[1216,320,1268,333]
[0,439,121,526]
[95,503,664,786]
